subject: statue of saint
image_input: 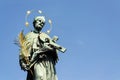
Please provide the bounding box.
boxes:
[17,16,66,80]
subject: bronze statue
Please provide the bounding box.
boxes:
[17,10,66,80]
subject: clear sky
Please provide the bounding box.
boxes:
[0,0,120,80]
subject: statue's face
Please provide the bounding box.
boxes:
[34,16,45,31]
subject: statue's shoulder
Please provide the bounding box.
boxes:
[39,32,51,39]
[25,31,34,36]
[25,31,37,38]
[24,31,37,42]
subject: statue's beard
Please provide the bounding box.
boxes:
[35,27,42,31]
[35,24,42,30]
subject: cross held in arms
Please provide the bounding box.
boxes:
[39,32,67,53]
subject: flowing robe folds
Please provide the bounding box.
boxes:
[19,31,58,80]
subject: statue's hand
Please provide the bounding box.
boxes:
[43,43,53,50]
[25,63,30,70]
[21,62,30,71]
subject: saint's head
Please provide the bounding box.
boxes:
[33,16,45,32]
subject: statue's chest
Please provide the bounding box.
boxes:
[26,33,39,44]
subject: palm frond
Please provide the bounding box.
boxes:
[18,31,30,57]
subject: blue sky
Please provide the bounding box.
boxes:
[0,0,120,80]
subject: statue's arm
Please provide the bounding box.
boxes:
[19,52,29,71]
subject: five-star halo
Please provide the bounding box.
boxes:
[25,10,53,34]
